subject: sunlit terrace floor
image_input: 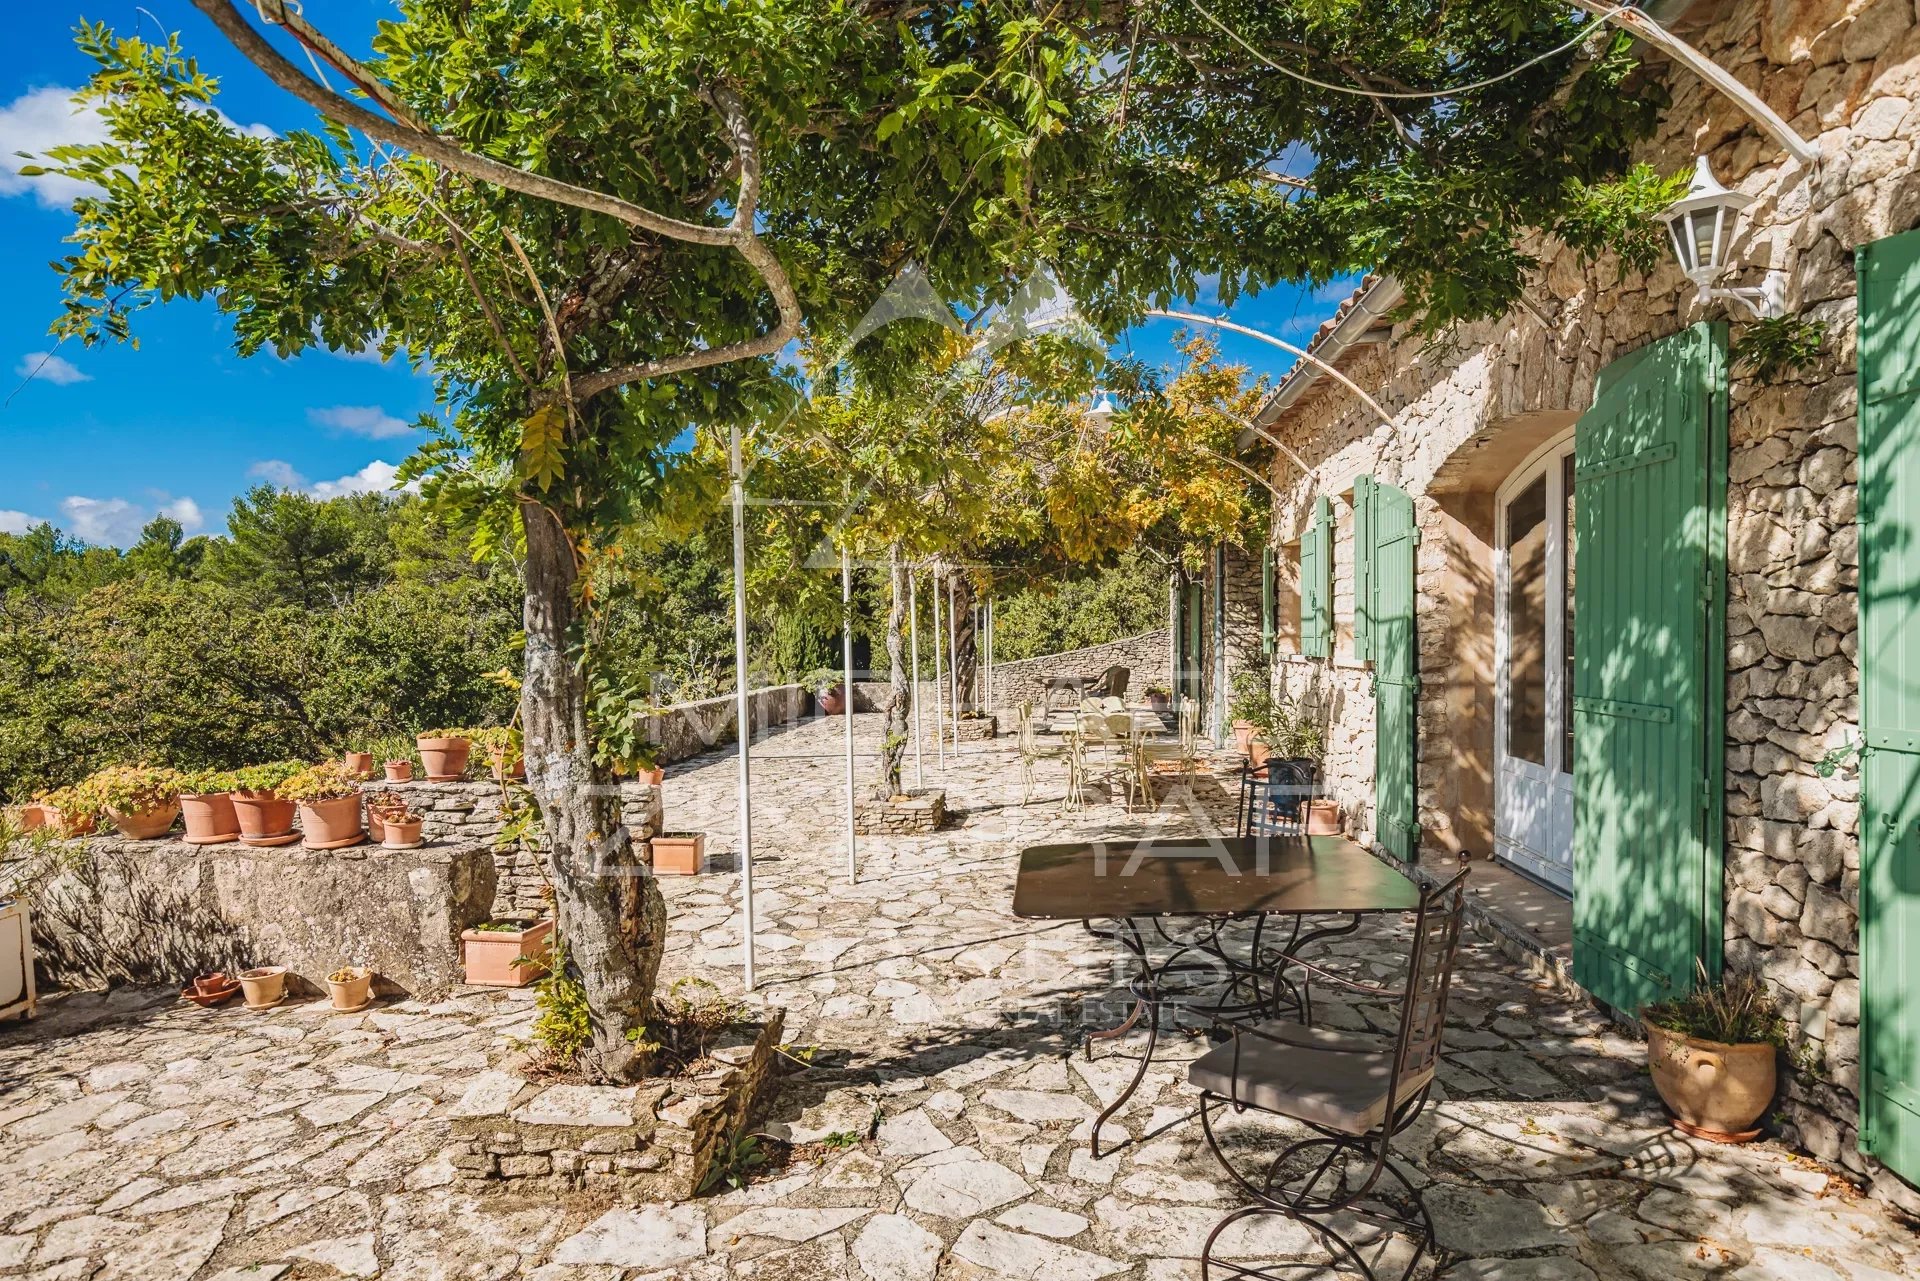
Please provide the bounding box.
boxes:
[3,713,1915,1279]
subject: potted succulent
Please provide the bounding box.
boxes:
[230,760,305,846]
[381,805,425,850]
[804,668,848,717]
[383,758,413,782]
[650,831,706,876]
[342,750,374,780]
[1143,684,1172,711]
[364,790,402,843]
[238,965,288,1008]
[471,726,524,781]
[28,786,94,837]
[280,763,366,849]
[326,965,374,1012]
[460,918,553,987]
[178,769,241,845]
[416,730,473,781]
[1643,968,1784,1143]
[75,764,185,841]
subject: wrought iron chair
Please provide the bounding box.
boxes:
[1238,757,1319,837]
[1014,701,1062,804]
[1186,869,1469,1281]
[1089,663,1130,700]
[1142,699,1201,802]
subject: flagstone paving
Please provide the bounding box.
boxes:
[3,712,1916,1279]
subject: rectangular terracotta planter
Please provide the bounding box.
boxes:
[650,832,706,875]
[460,917,553,987]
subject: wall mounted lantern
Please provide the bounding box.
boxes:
[1663,155,1786,319]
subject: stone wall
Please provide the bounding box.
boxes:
[21,834,495,1000]
[1246,0,1919,1197]
[640,684,810,764]
[362,779,663,918]
[988,629,1171,712]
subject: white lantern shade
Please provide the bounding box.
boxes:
[1663,155,1752,288]
[1085,391,1117,427]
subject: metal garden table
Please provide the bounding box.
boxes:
[1012,834,1421,1156]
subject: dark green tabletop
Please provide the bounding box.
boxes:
[1012,835,1421,920]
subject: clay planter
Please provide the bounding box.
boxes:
[383,760,413,783]
[239,966,287,1009]
[417,735,472,781]
[326,966,373,1012]
[1145,692,1171,711]
[646,766,665,786]
[234,791,298,847]
[650,832,706,875]
[487,747,526,782]
[298,795,365,850]
[460,918,553,987]
[342,751,374,780]
[383,817,424,849]
[180,792,240,845]
[1247,740,1273,769]
[817,685,848,717]
[1232,720,1257,755]
[1305,798,1342,836]
[182,973,240,1008]
[15,803,52,832]
[1644,1021,1778,1141]
[107,800,181,841]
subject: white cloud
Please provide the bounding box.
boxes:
[0,85,273,209]
[248,459,306,488]
[310,460,412,499]
[308,404,415,440]
[15,352,91,386]
[0,510,38,534]
[160,497,204,531]
[58,493,203,547]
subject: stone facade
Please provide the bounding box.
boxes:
[1229,0,1920,1199]
[21,833,496,1000]
[989,628,1171,712]
[851,789,947,836]
[448,1011,784,1201]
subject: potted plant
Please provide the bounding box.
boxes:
[471,726,524,781]
[326,965,373,1012]
[280,763,365,850]
[804,668,848,717]
[1228,672,1275,758]
[1143,684,1172,711]
[1305,798,1343,835]
[181,970,240,1007]
[75,765,185,841]
[416,729,473,781]
[650,831,706,875]
[29,786,94,837]
[364,789,402,843]
[178,769,241,845]
[382,805,425,849]
[1642,968,1784,1143]
[383,758,413,782]
[230,760,305,846]
[460,918,553,987]
[239,965,288,1009]
[342,750,374,780]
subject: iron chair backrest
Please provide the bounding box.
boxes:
[1092,664,1130,698]
[1016,702,1039,753]
[1239,758,1319,836]
[1387,868,1469,1115]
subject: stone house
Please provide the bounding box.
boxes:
[1194,0,1920,1206]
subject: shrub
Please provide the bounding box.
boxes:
[276,762,363,804]
[1644,968,1786,1047]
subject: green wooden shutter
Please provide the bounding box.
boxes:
[1368,479,1419,861]
[1354,477,1375,665]
[1300,496,1332,659]
[1570,322,1727,1017]
[1858,229,1920,1183]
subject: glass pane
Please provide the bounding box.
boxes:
[1505,473,1548,767]
[1562,453,1576,777]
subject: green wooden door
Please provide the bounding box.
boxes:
[1360,477,1420,861]
[1858,229,1920,1182]
[1570,322,1727,1016]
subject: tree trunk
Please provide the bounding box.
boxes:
[874,544,911,800]
[519,499,666,1081]
[950,570,978,717]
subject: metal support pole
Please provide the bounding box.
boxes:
[948,574,961,752]
[728,421,756,990]
[984,599,993,712]
[909,569,924,790]
[932,572,946,770]
[842,549,857,883]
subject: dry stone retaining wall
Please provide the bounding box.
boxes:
[989,628,1170,712]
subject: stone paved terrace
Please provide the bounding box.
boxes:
[3,713,1916,1280]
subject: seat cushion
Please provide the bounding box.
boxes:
[1188,1020,1431,1135]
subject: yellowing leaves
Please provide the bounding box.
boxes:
[518,404,567,493]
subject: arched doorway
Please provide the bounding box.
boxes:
[1494,430,1575,892]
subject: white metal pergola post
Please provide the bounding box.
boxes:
[727,421,757,990]
[948,574,961,752]
[932,569,946,771]
[841,548,857,883]
[909,568,924,789]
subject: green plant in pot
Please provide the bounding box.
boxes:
[1143,684,1172,710]
[415,728,473,781]
[1227,672,1277,759]
[178,768,241,845]
[73,764,185,840]
[804,667,848,717]
[469,725,524,781]
[279,762,366,850]
[228,760,307,846]
[1642,966,1785,1143]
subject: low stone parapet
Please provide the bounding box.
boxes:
[852,789,947,835]
[24,835,496,1000]
[447,1011,784,1201]
[954,713,998,742]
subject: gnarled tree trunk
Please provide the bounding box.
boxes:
[949,569,978,717]
[874,544,911,800]
[520,500,666,1081]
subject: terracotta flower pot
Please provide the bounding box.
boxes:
[383,760,413,783]
[1644,1021,1778,1141]
[650,832,706,875]
[1145,693,1170,711]
[108,801,181,841]
[327,966,373,1012]
[193,971,230,997]
[16,803,52,832]
[366,805,386,842]
[239,966,287,1008]
[460,918,553,987]
[646,766,665,786]
[234,791,298,846]
[487,747,525,782]
[1247,740,1273,769]
[1232,720,1257,755]
[818,685,847,717]
[180,793,240,845]
[383,818,424,849]
[343,751,373,780]
[47,806,95,838]
[417,735,471,781]
[1305,798,1342,835]
[299,795,364,849]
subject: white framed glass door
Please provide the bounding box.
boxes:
[1494,436,1575,892]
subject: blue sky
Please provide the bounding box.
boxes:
[0,3,1351,548]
